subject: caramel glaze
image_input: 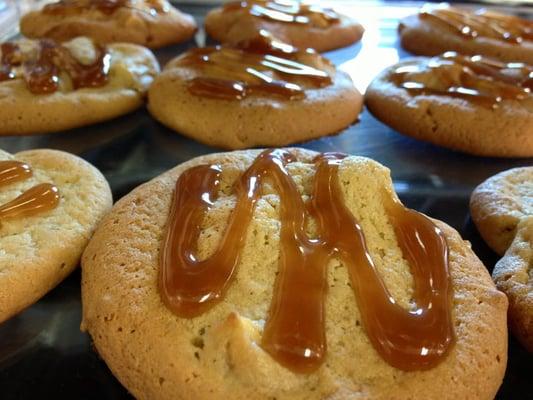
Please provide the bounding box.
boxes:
[178,42,331,101]
[0,39,110,94]
[160,149,454,373]
[420,6,533,44]
[0,161,59,220]
[392,52,533,108]
[223,0,339,27]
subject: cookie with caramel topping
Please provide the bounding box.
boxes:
[148,39,362,149]
[399,4,533,64]
[0,148,112,324]
[0,36,159,135]
[81,148,507,400]
[205,0,364,52]
[20,0,196,49]
[365,53,533,157]
[470,167,532,351]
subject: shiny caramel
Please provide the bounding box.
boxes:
[223,0,339,27]
[0,39,110,94]
[420,6,533,44]
[160,149,454,373]
[0,162,59,220]
[177,44,331,101]
[392,52,532,108]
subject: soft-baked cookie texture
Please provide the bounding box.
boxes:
[493,217,533,352]
[470,167,533,255]
[365,55,533,157]
[148,46,362,149]
[82,149,507,400]
[20,0,197,49]
[205,0,363,52]
[399,5,533,64]
[0,36,159,135]
[0,148,112,324]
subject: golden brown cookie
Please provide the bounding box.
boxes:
[492,217,533,352]
[0,148,112,324]
[470,167,533,255]
[205,0,364,52]
[20,0,197,49]
[0,36,159,135]
[148,39,362,149]
[82,148,507,400]
[399,4,533,64]
[365,53,533,157]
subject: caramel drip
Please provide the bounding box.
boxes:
[392,52,532,108]
[420,6,533,44]
[44,0,128,15]
[0,39,110,94]
[223,0,339,27]
[0,161,32,187]
[160,149,454,373]
[0,161,60,220]
[178,46,331,100]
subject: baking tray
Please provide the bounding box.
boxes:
[0,2,531,399]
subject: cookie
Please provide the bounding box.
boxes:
[399,4,533,64]
[0,36,159,135]
[20,0,197,49]
[492,217,533,352]
[365,52,533,157]
[205,0,364,52]
[148,37,362,149]
[0,148,112,324]
[470,167,533,255]
[82,148,507,400]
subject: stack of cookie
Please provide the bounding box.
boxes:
[0,1,530,400]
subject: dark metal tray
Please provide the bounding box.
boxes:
[0,2,531,399]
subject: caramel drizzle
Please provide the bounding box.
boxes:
[43,0,168,16]
[0,39,111,94]
[223,0,339,27]
[392,52,533,108]
[420,6,533,44]
[0,161,59,220]
[178,45,331,101]
[160,149,454,373]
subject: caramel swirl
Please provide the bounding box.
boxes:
[392,52,533,108]
[160,149,454,373]
[0,39,111,94]
[223,0,339,27]
[43,0,168,16]
[177,45,331,101]
[0,161,59,220]
[420,6,533,44]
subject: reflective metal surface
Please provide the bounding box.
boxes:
[0,2,531,399]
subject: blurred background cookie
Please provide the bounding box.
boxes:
[148,36,362,149]
[20,0,197,49]
[205,0,363,52]
[0,148,112,324]
[0,36,159,135]
[82,148,507,400]
[365,53,533,157]
[399,4,533,64]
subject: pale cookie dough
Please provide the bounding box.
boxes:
[365,57,533,158]
[20,0,197,49]
[0,148,112,324]
[205,1,363,52]
[399,6,533,64]
[470,167,533,255]
[82,149,507,400]
[148,49,362,149]
[0,36,160,135]
[492,217,533,352]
